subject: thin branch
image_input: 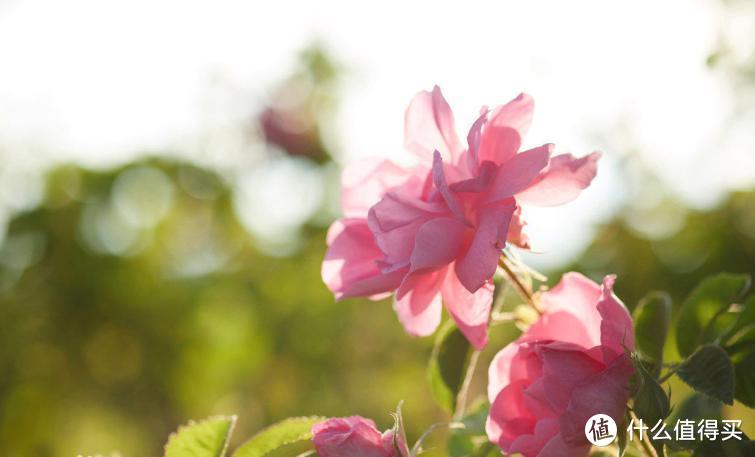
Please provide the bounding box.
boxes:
[498,257,541,314]
[657,364,680,384]
[453,349,481,422]
[629,410,660,457]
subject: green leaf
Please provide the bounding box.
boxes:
[676,273,750,358]
[165,416,236,457]
[667,393,722,451]
[723,295,755,346]
[447,399,494,457]
[632,358,670,457]
[428,320,473,412]
[632,358,670,428]
[732,349,755,407]
[633,291,672,373]
[677,345,735,405]
[232,416,325,457]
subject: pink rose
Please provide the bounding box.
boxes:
[322,86,601,348]
[312,416,408,457]
[486,273,635,457]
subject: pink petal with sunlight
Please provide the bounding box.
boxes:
[516,152,601,207]
[597,275,635,362]
[322,218,405,299]
[525,272,603,348]
[341,158,414,218]
[486,144,552,203]
[455,199,515,292]
[404,85,463,166]
[408,218,466,275]
[393,269,445,336]
[478,93,534,166]
[441,269,494,349]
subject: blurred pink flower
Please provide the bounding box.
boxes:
[312,416,408,457]
[486,273,635,457]
[322,86,600,348]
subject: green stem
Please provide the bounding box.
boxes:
[657,364,680,384]
[498,257,541,314]
[629,410,659,457]
[453,349,481,422]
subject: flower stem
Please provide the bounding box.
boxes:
[657,364,680,384]
[498,257,541,314]
[629,410,660,457]
[454,349,481,422]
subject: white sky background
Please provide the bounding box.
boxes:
[0,0,753,268]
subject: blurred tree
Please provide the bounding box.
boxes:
[0,160,440,456]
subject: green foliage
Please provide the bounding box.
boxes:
[633,361,670,427]
[633,291,672,374]
[428,320,473,413]
[722,295,755,345]
[731,349,755,408]
[632,358,670,455]
[447,399,492,457]
[233,416,324,457]
[666,394,723,452]
[675,273,751,358]
[164,416,236,457]
[677,345,735,405]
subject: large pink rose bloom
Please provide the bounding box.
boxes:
[486,273,635,457]
[322,86,600,349]
[312,416,408,457]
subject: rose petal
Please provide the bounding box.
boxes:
[455,199,515,292]
[441,269,493,349]
[341,158,414,218]
[537,432,591,457]
[508,418,560,457]
[432,151,467,222]
[478,93,534,166]
[486,380,537,450]
[404,85,463,166]
[524,272,603,349]
[409,217,467,275]
[559,354,634,446]
[368,190,444,271]
[393,269,445,336]
[537,342,604,414]
[322,218,405,299]
[516,152,601,207]
[597,275,635,362]
[486,144,552,203]
[488,342,541,402]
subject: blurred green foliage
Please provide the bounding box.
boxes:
[1,156,753,455]
[0,159,443,456]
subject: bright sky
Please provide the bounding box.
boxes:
[1,0,753,267]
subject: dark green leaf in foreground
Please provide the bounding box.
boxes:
[233,416,325,457]
[633,359,670,428]
[632,359,670,456]
[677,344,735,405]
[428,320,473,413]
[165,416,236,457]
[633,291,672,374]
[666,393,722,451]
[676,273,750,358]
[731,349,755,408]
